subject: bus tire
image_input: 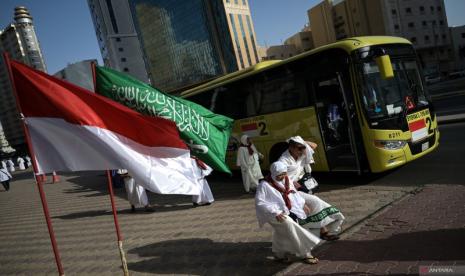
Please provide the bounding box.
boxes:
[269,142,289,164]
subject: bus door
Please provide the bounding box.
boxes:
[313,74,359,172]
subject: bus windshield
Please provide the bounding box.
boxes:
[359,58,428,120]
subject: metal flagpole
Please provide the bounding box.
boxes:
[3,52,65,275]
[106,171,129,276]
[92,61,129,275]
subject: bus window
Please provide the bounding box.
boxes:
[254,65,309,115]
[360,59,427,119]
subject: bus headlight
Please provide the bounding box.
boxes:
[374,140,407,150]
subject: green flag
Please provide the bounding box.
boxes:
[95,66,234,174]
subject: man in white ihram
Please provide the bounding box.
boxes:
[191,157,214,207]
[279,136,345,241]
[236,134,264,193]
[6,159,15,173]
[255,161,321,264]
[17,156,26,170]
[117,169,154,212]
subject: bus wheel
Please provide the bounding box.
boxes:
[269,142,289,164]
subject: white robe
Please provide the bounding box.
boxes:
[191,159,214,204]
[25,156,32,167]
[255,179,321,258]
[1,161,7,170]
[0,169,12,182]
[298,192,345,236]
[236,145,263,192]
[17,158,26,170]
[278,148,314,183]
[123,177,148,207]
[6,160,15,172]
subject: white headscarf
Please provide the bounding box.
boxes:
[286,136,315,164]
[286,136,305,146]
[240,135,249,145]
[270,161,287,182]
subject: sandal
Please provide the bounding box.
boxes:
[303,256,319,264]
[320,232,340,241]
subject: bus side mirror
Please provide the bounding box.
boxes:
[375,55,394,79]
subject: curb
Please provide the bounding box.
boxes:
[430,89,465,100]
[437,113,465,125]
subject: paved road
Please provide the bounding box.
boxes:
[432,91,465,116]
[0,169,414,275]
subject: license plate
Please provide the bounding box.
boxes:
[421,141,429,151]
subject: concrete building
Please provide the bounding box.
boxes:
[308,0,452,75]
[257,45,268,61]
[0,6,47,151]
[263,44,298,60]
[449,25,465,70]
[284,25,314,54]
[53,59,98,91]
[308,0,336,48]
[384,0,451,75]
[87,0,150,83]
[223,0,260,69]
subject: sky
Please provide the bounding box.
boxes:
[1,0,465,74]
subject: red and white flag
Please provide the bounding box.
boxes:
[9,60,199,195]
[408,119,427,142]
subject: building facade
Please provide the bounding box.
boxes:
[263,44,298,60]
[383,0,451,75]
[308,0,452,75]
[90,0,260,92]
[87,0,150,83]
[223,0,260,70]
[129,0,253,92]
[449,25,465,71]
[0,6,47,151]
[284,25,314,54]
[53,59,98,91]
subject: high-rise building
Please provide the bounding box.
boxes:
[223,0,260,70]
[308,0,452,75]
[87,0,150,83]
[0,6,47,151]
[129,0,248,92]
[90,0,260,92]
[53,59,98,91]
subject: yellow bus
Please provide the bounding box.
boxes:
[181,36,439,173]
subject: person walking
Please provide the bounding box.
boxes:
[191,157,214,207]
[17,157,26,170]
[117,169,154,212]
[25,156,32,168]
[0,168,12,191]
[6,159,15,173]
[236,134,264,193]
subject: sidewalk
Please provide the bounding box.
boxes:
[0,170,415,275]
[282,185,465,275]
